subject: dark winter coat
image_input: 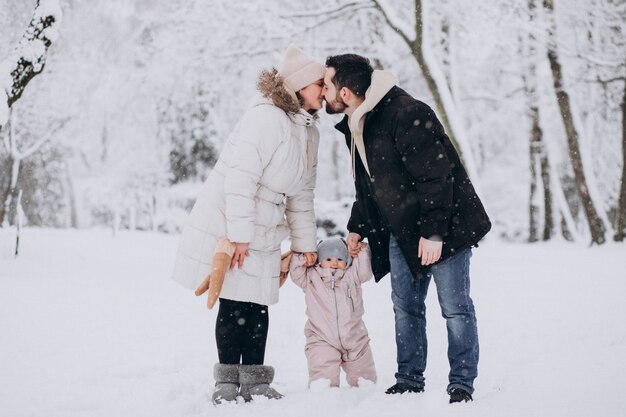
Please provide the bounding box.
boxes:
[335,86,491,281]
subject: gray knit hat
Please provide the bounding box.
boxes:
[317,236,352,268]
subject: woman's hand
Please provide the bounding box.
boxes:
[303,252,317,266]
[230,242,250,269]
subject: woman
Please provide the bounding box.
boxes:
[171,45,325,403]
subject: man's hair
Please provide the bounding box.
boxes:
[325,54,374,98]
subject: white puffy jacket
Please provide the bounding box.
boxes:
[171,86,319,306]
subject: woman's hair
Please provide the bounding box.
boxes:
[295,91,305,108]
[325,54,374,98]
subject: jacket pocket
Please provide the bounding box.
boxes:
[346,284,355,313]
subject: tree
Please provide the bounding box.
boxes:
[523,0,553,242]
[1,0,62,127]
[542,0,606,244]
[0,108,68,225]
[0,0,62,225]
[615,71,626,241]
[370,0,480,185]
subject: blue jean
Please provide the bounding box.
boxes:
[389,234,479,394]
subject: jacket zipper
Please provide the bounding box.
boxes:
[331,275,347,356]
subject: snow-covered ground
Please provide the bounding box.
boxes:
[1,228,625,417]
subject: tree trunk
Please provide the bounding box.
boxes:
[525,0,553,242]
[0,157,15,227]
[540,144,553,240]
[615,76,626,241]
[528,109,541,242]
[543,0,606,244]
[0,110,20,227]
[528,108,554,242]
[14,189,23,258]
[64,160,79,228]
[410,0,461,159]
[440,16,452,91]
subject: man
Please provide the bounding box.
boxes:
[323,54,491,403]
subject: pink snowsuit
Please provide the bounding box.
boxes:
[289,244,377,387]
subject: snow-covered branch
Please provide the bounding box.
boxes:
[279,1,375,35]
[280,1,371,18]
[570,51,624,68]
[18,116,70,159]
[0,0,63,128]
[583,75,626,85]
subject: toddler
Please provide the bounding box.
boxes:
[289,236,377,387]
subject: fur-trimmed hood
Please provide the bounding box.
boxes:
[257,68,302,114]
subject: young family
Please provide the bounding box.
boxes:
[171,45,491,405]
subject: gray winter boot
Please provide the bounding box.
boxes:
[238,365,283,401]
[212,364,240,405]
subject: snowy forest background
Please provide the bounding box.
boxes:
[1,0,625,246]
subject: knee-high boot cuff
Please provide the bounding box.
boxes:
[214,363,240,384]
[238,365,275,385]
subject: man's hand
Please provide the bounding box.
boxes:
[230,242,250,269]
[347,232,363,257]
[303,252,318,266]
[418,237,443,266]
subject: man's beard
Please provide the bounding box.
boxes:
[324,92,347,115]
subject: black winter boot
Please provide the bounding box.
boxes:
[449,387,473,403]
[385,382,424,394]
[212,364,239,405]
[238,365,283,401]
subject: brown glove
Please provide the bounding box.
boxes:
[279,250,293,288]
[195,238,235,309]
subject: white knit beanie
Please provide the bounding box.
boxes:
[279,45,325,94]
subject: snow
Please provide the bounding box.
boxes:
[35,0,63,24]
[1,228,624,417]
[42,27,60,43]
[21,39,46,64]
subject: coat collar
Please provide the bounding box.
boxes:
[289,108,317,127]
[333,85,406,135]
[316,266,346,281]
[347,71,397,177]
[335,115,350,135]
[255,68,319,128]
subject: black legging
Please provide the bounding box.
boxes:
[215,298,269,365]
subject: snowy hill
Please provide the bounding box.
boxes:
[1,228,625,417]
